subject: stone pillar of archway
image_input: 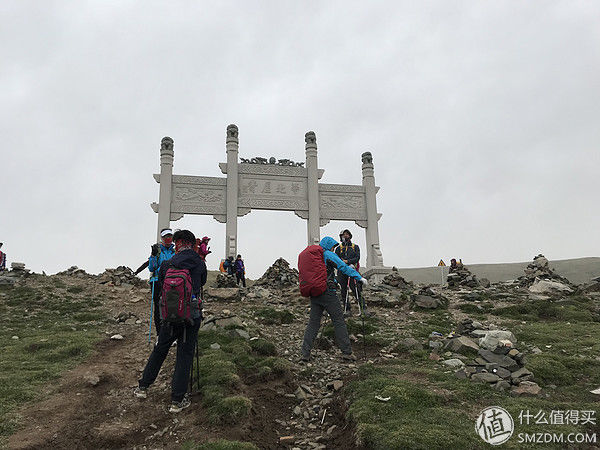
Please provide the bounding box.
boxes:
[305,131,320,245]
[225,124,239,257]
[157,136,174,242]
[361,151,384,269]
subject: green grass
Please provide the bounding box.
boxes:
[491,296,599,322]
[0,282,106,444]
[345,298,600,449]
[193,329,290,424]
[66,285,85,294]
[253,307,295,325]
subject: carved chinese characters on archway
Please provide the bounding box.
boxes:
[238,175,309,210]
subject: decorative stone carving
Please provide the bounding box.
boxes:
[173,186,224,203]
[161,136,174,152]
[361,151,373,165]
[226,124,238,141]
[170,212,184,221]
[305,131,316,145]
[320,194,366,211]
[239,156,304,167]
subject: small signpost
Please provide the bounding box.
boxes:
[438,259,446,286]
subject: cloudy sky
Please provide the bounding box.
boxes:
[2,1,599,279]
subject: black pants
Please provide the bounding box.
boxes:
[151,281,162,336]
[301,290,352,358]
[236,272,246,287]
[338,273,365,312]
[139,320,201,402]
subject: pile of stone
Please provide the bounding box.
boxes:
[57,265,90,278]
[213,273,237,288]
[0,263,31,284]
[447,264,483,288]
[254,258,299,287]
[98,266,146,287]
[382,269,413,290]
[518,254,574,293]
[437,318,540,396]
[411,286,448,309]
[582,276,600,294]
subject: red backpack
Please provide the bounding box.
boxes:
[298,245,328,297]
[160,267,194,324]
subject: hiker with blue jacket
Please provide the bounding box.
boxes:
[148,229,176,336]
[135,229,207,413]
[300,236,368,362]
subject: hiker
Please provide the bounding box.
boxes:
[0,243,5,271]
[195,236,211,260]
[223,255,235,276]
[335,229,366,316]
[299,236,369,362]
[147,229,176,336]
[135,229,207,413]
[234,254,246,287]
[450,258,458,273]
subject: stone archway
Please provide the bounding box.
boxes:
[151,125,389,278]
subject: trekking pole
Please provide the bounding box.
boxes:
[344,277,350,315]
[148,281,154,344]
[353,282,367,360]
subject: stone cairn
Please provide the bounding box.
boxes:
[254,258,299,288]
[97,266,147,287]
[0,263,30,284]
[518,254,572,288]
[432,318,540,396]
[382,269,413,290]
[447,263,480,288]
[57,265,90,277]
[214,272,237,288]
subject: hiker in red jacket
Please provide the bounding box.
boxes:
[298,236,368,362]
[0,243,5,271]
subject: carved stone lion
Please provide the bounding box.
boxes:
[161,137,174,152]
[361,152,373,164]
[305,131,316,145]
[226,124,238,139]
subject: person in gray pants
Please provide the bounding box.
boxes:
[300,236,368,362]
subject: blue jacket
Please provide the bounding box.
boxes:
[319,237,362,291]
[148,243,175,282]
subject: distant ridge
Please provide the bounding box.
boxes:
[394,257,600,285]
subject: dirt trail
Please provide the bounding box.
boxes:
[7,277,390,449]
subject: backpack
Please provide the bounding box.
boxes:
[160,267,194,325]
[337,243,360,270]
[298,245,327,297]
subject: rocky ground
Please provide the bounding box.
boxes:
[1,254,600,449]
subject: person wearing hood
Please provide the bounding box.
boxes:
[196,236,211,260]
[135,229,207,413]
[300,236,369,362]
[335,229,366,316]
[147,229,176,336]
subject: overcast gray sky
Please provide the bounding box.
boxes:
[2,1,599,279]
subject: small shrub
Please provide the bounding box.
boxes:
[249,338,277,356]
[208,396,251,424]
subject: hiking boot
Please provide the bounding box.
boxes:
[134,386,147,399]
[300,354,311,363]
[341,353,357,362]
[169,397,191,413]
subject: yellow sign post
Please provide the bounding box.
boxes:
[438,260,446,286]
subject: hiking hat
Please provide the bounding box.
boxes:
[202,236,210,241]
[160,229,173,237]
[340,229,352,239]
